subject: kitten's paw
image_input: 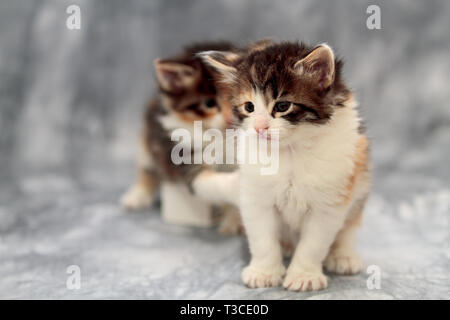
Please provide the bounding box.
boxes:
[241,264,286,288]
[324,253,362,275]
[120,186,154,210]
[191,170,214,194]
[283,270,327,292]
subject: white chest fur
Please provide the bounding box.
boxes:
[240,106,361,231]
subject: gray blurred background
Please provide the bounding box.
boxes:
[0,0,449,299]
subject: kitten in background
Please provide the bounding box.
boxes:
[199,41,371,291]
[121,42,241,233]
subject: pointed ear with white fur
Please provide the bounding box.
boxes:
[294,44,335,91]
[196,51,239,84]
[154,59,199,92]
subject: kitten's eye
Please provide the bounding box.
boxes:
[205,98,216,108]
[244,102,254,113]
[274,101,291,113]
[187,103,199,110]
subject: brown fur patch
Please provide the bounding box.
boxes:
[223,42,351,125]
[140,42,239,185]
[175,107,219,123]
[142,99,203,183]
[217,86,234,124]
[343,135,370,204]
[280,239,294,253]
[137,168,159,193]
[158,41,237,121]
[247,38,275,53]
[345,199,365,228]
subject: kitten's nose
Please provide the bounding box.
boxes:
[255,126,269,134]
[254,117,269,134]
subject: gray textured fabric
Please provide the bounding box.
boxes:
[0,0,449,299]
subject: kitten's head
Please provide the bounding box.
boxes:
[198,42,351,141]
[155,42,236,129]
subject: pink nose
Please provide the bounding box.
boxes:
[254,117,269,133]
[255,126,269,134]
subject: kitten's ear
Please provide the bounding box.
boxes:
[294,44,335,91]
[248,38,274,53]
[196,51,239,84]
[154,59,199,92]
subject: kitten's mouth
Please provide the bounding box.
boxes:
[225,118,234,126]
[258,131,272,140]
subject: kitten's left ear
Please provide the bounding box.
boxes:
[154,59,199,92]
[294,44,335,91]
[247,38,274,53]
[196,51,240,84]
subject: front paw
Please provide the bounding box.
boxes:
[120,186,154,210]
[283,270,327,292]
[241,264,286,289]
[191,170,214,194]
[324,253,362,275]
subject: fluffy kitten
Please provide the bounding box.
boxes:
[198,42,371,291]
[121,42,236,214]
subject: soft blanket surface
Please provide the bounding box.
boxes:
[0,0,449,299]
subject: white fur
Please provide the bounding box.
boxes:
[161,182,214,227]
[238,92,368,291]
[194,92,369,291]
[193,170,240,206]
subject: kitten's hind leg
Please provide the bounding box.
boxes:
[121,168,159,210]
[121,136,159,210]
[324,197,366,275]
